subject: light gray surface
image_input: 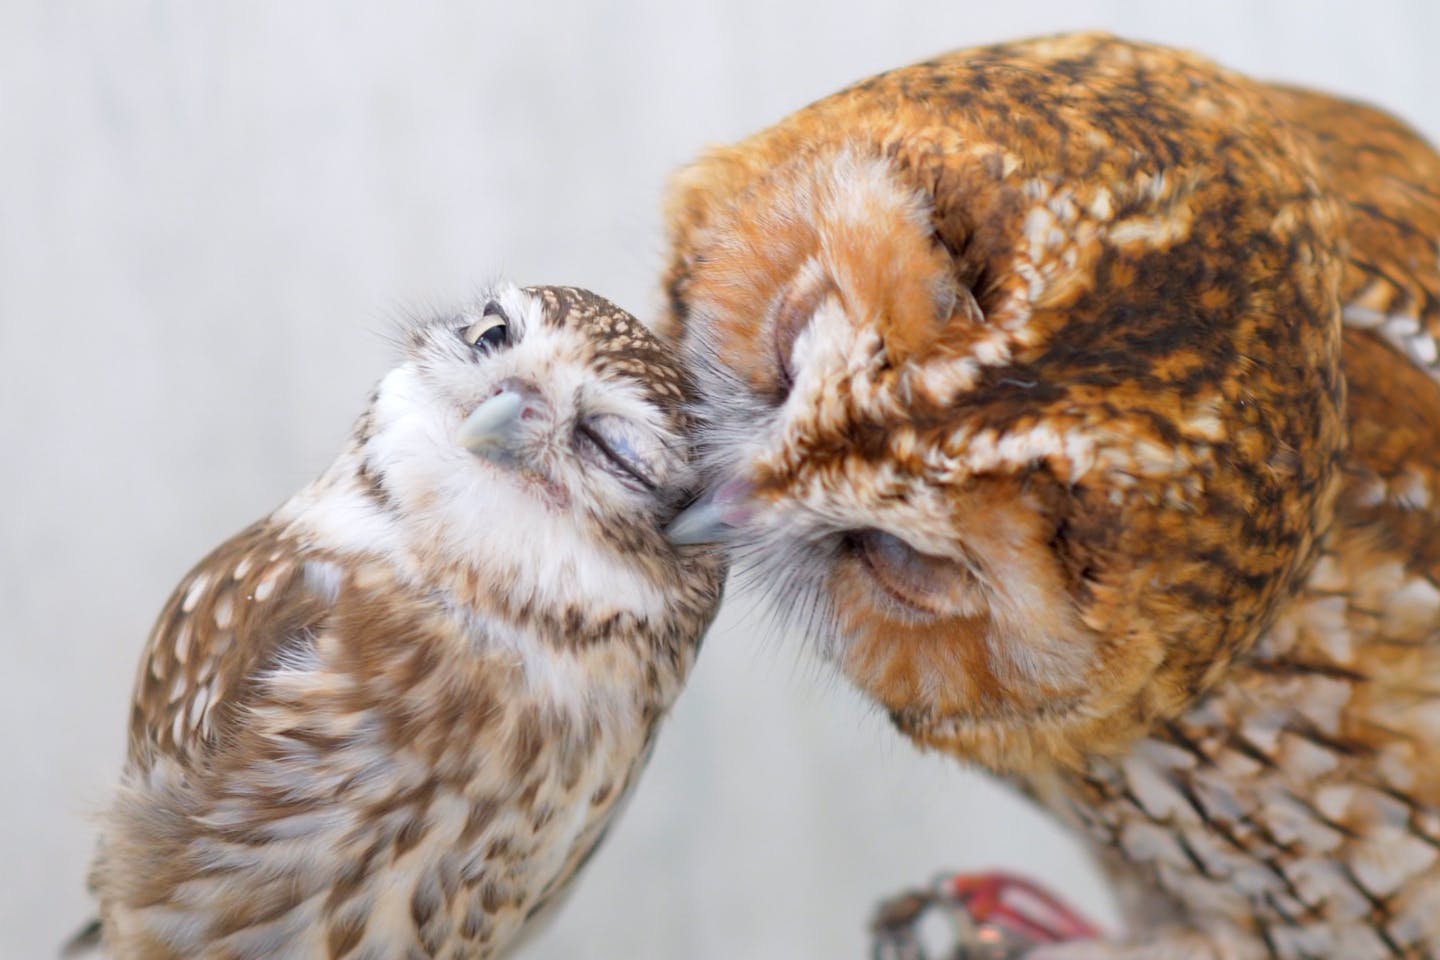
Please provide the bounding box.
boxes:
[5,2,1437,957]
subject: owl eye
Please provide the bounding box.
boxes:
[575,415,661,493]
[462,302,511,353]
[848,529,982,619]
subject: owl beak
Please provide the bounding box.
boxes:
[458,382,541,462]
[666,477,755,545]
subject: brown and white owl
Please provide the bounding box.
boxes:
[663,32,1440,960]
[77,284,725,959]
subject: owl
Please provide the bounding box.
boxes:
[662,32,1440,960]
[76,284,725,959]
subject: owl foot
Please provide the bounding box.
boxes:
[870,869,1102,959]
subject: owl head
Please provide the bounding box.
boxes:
[660,36,1349,772]
[349,283,717,620]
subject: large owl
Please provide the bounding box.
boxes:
[663,32,1440,959]
[78,285,725,959]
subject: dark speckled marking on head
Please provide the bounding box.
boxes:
[526,285,693,412]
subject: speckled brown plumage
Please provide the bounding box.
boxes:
[86,284,725,959]
[662,32,1440,959]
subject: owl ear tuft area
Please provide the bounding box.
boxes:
[659,145,781,342]
[663,144,760,240]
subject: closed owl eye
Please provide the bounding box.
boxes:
[847,529,983,618]
[462,301,512,353]
[575,415,662,493]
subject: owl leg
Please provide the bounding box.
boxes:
[870,871,1267,960]
[947,871,1103,943]
[869,870,1103,959]
[979,871,1266,960]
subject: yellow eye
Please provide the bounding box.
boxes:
[462,303,511,352]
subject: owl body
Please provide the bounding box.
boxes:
[1042,325,1440,960]
[89,285,725,959]
[664,34,1440,958]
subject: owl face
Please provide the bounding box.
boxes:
[356,284,700,602]
[667,156,1103,768]
[665,133,1347,771]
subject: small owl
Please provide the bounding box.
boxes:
[663,32,1440,959]
[79,284,725,959]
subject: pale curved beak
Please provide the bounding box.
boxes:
[458,391,523,452]
[458,380,546,463]
[666,477,756,545]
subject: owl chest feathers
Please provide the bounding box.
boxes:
[109,471,692,959]
[228,604,665,959]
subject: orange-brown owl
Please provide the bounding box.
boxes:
[663,32,1440,959]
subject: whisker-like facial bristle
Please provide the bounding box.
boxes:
[722,519,846,670]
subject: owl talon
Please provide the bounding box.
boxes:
[944,871,1102,944]
[870,870,1102,960]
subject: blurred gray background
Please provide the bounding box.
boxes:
[6,1,1438,957]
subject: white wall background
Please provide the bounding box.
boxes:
[5,2,1438,957]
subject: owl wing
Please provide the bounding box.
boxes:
[1268,85,1440,569]
[1268,86,1440,375]
[1268,88,1440,807]
[126,520,336,771]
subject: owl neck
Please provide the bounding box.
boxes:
[270,431,700,652]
